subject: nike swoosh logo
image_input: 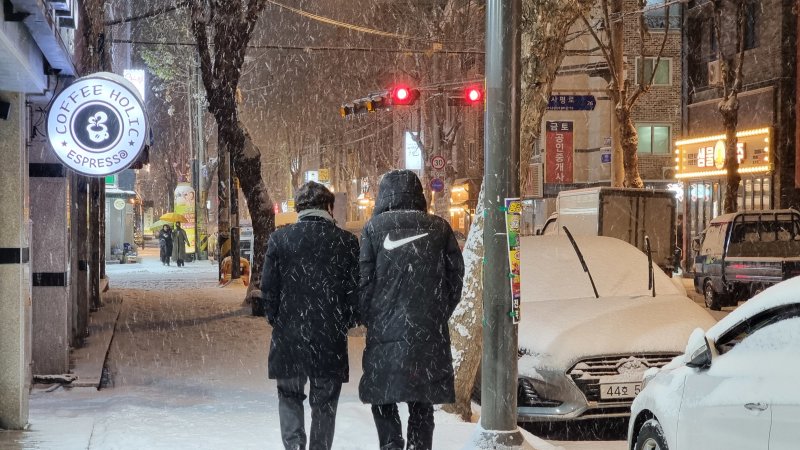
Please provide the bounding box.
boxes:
[383,233,429,250]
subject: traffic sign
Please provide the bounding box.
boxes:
[431,155,447,171]
[430,178,445,192]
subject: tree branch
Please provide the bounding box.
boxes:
[188,0,217,111]
[580,13,619,84]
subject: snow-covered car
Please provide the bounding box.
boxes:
[474,235,716,423]
[627,276,800,450]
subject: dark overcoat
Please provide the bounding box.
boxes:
[358,170,464,405]
[261,216,360,381]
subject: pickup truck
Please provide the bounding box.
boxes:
[693,209,800,310]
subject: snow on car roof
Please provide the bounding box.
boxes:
[707,275,800,341]
[519,235,681,302]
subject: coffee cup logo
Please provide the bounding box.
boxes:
[47,72,148,176]
[87,112,110,143]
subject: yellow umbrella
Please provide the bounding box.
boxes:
[160,212,187,223]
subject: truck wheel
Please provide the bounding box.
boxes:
[704,280,722,311]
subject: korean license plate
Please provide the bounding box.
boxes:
[600,382,642,400]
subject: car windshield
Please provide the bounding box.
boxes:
[727,216,800,258]
[520,235,681,302]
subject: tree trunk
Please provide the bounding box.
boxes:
[444,183,485,420]
[216,112,275,293]
[520,0,595,186]
[721,96,741,213]
[617,107,645,188]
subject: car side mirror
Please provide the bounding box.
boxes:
[685,328,712,368]
[691,238,701,252]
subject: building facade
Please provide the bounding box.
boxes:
[680,0,797,249]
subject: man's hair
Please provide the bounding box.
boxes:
[176,222,181,227]
[295,181,335,212]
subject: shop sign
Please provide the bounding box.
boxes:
[545,121,574,184]
[304,170,319,183]
[318,168,330,183]
[47,72,148,176]
[676,127,771,180]
[505,198,522,324]
[113,198,126,211]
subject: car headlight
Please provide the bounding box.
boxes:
[641,367,660,390]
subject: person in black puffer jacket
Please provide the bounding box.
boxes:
[261,181,360,450]
[359,170,464,450]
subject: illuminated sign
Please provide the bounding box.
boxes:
[47,72,148,176]
[674,127,772,180]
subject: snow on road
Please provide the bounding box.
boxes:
[2,250,624,450]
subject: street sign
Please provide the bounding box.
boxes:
[430,178,445,192]
[431,155,447,171]
[601,153,612,164]
[547,94,596,111]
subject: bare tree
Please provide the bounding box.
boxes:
[710,0,748,213]
[520,0,596,192]
[446,0,596,420]
[187,0,275,290]
[579,0,673,188]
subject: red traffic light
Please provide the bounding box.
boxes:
[391,86,420,106]
[465,86,483,104]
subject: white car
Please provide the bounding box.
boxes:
[628,276,800,450]
[473,235,715,423]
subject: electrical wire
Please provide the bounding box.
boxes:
[110,39,483,54]
[264,0,473,45]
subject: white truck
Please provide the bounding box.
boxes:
[539,187,678,273]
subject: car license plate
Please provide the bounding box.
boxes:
[600,382,641,399]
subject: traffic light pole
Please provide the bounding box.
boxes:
[470,0,532,448]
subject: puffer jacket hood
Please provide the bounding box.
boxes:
[372,170,426,216]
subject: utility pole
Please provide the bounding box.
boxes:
[471,0,531,447]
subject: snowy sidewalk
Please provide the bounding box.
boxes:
[0,249,623,450]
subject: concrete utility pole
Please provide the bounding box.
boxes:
[471,0,531,447]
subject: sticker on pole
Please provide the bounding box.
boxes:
[505,198,522,324]
[430,178,445,192]
[431,155,447,171]
[47,72,149,177]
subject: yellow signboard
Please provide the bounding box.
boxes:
[318,168,330,183]
[674,127,772,180]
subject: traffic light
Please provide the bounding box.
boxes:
[449,85,484,106]
[390,85,420,106]
[465,86,484,105]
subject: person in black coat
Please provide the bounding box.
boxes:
[261,181,360,450]
[157,225,173,266]
[359,170,464,450]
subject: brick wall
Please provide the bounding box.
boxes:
[623,0,683,180]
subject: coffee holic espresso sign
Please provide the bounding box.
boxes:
[47,72,148,176]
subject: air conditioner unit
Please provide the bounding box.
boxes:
[707,60,721,86]
[526,163,544,198]
[662,166,676,179]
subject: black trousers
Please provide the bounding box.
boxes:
[371,402,434,450]
[277,377,343,450]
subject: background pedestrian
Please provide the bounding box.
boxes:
[158,224,173,266]
[172,222,189,267]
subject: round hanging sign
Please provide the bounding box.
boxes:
[47,72,148,176]
[113,198,126,211]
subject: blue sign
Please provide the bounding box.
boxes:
[430,178,445,192]
[601,153,612,164]
[547,95,596,111]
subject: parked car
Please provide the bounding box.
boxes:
[692,209,800,310]
[628,276,800,450]
[474,235,716,423]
